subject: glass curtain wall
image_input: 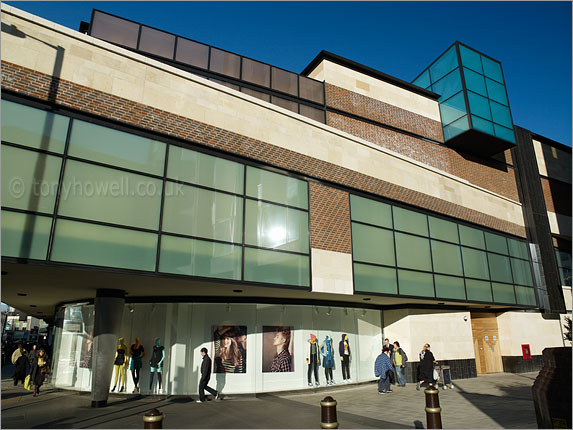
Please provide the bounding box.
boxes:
[350,193,537,306]
[555,248,572,287]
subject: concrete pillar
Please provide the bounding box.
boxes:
[91,289,125,408]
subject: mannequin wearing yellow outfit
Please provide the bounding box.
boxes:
[111,338,128,392]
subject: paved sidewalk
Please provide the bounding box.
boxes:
[2,368,539,429]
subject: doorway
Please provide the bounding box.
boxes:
[470,313,504,374]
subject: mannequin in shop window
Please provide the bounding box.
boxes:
[321,335,335,385]
[339,334,351,383]
[130,337,145,393]
[111,337,128,393]
[149,338,165,392]
[306,334,320,387]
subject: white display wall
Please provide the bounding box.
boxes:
[52,302,382,395]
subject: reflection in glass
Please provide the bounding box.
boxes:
[354,263,397,294]
[398,270,434,297]
[246,166,308,209]
[352,223,395,266]
[350,194,392,229]
[1,210,51,259]
[244,248,309,287]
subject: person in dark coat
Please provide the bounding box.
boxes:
[30,348,48,396]
[197,347,218,403]
[11,344,28,386]
[338,334,351,382]
[417,343,438,391]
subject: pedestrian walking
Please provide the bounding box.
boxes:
[374,346,394,394]
[391,341,408,387]
[197,347,219,403]
[30,348,49,397]
[417,343,438,391]
[11,344,28,386]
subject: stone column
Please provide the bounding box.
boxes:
[91,289,125,408]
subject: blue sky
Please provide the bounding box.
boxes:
[5,1,572,147]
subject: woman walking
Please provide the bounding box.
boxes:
[417,343,438,391]
[11,344,28,386]
[30,348,49,397]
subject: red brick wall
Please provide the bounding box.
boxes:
[541,177,572,217]
[309,183,351,253]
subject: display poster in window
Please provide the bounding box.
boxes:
[212,326,247,373]
[262,326,294,373]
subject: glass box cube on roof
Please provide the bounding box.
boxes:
[412,42,516,156]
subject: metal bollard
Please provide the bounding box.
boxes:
[143,408,164,429]
[320,396,339,429]
[424,384,442,429]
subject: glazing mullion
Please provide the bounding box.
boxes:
[155,141,170,272]
[241,164,247,281]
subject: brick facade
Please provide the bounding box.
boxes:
[541,177,572,217]
[1,61,526,238]
[309,182,351,253]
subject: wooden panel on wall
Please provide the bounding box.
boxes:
[470,313,504,374]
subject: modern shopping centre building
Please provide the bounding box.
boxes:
[1,4,571,406]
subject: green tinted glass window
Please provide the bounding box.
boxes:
[515,286,536,306]
[349,194,392,228]
[435,275,466,300]
[159,235,241,279]
[432,69,463,102]
[1,210,51,260]
[508,238,528,259]
[488,253,513,283]
[428,216,459,243]
[68,120,166,175]
[485,232,508,254]
[490,102,512,128]
[167,146,244,194]
[246,166,308,209]
[51,219,157,271]
[440,92,467,125]
[431,241,463,276]
[463,68,487,96]
[472,116,494,135]
[1,100,69,153]
[459,225,485,249]
[244,248,309,287]
[492,282,516,304]
[395,233,432,271]
[398,270,434,297]
[353,263,397,295]
[511,258,533,286]
[459,45,483,73]
[351,223,395,266]
[485,78,508,106]
[429,46,459,83]
[468,92,492,120]
[244,200,309,253]
[462,247,490,279]
[393,207,428,236]
[1,145,62,213]
[494,124,515,143]
[58,160,162,230]
[443,115,469,140]
[466,279,492,302]
[413,70,430,89]
[481,56,504,83]
[162,183,243,243]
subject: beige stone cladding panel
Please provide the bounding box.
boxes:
[497,311,565,356]
[533,139,572,184]
[307,59,441,122]
[1,5,524,229]
[562,287,572,310]
[547,212,572,238]
[310,249,353,295]
[383,309,474,362]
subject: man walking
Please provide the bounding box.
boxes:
[391,341,408,387]
[197,347,219,403]
[374,346,394,394]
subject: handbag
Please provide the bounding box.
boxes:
[41,365,51,375]
[433,368,439,381]
[24,374,32,391]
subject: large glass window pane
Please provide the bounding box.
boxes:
[244,200,309,253]
[485,78,508,105]
[463,68,487,96]
[299,76,324,105]
[271,96,298,113]
[244,248,309,287]
[459,45,483,74]
[432,69,463,102]
[435,275,466,300]
[209,48,241,79]
[492,282,516,304]
[515,286,536,306]
[138,26,175,59]
[459,225,485,249]
[440,92,467,125]
[431,241,463,276]
[481,56,504,83]
[472,116,494,135]
[352,223,395,266]
[462,247,490,279]
[466,279,492,302]
[555,249,572,286]
[167,146,244,194]
[175,38,209,69]
[395,233,432,271]
[271,67,298,96]
[2,145,62,213]
[398,270,434,297]
[393,207,428,236]
[494,124,516,143]
[490,102,512,128]
[242,58,270,88]
[246,166,308,209]
[51,219,157,271]
[429,46,459,83]
[467,92,492,120]
[159,235,241,280]
[488,253,513,283]
[1,210,51,260]
[90,10,139,49]
[68,120,166,176]
[485,232,508,254]
[299,105,325,123]
[511,258,533,286]
[58,160,162,230]
[162,183,242,243]
[354,263,397,295]
[241,87,271,103]
[1,100,69,153]
[443,115,469,140]
[412,70,430,89]
[350,194,392,228]
[508,238,529,259]
[428,216,459,243]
